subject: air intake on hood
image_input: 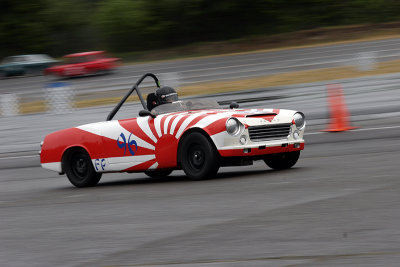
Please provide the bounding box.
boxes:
[245,112,277,117]
[248,123,291,141]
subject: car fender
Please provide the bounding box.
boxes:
[40,127,104,173]
[187,113,230,146]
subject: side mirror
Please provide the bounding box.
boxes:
[139,109,156,118]
[229,102,239,109]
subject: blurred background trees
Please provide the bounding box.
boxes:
[2,0,400,57]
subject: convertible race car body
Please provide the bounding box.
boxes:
[44,51,119,78]
[40,74,305,187]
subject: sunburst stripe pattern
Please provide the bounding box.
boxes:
[163,115,176,135]
[137,117,157,143]
[77,121,155,150]
[169,114,186,135]
[175,112,208,138]
[154,114,167,137]
[119,119,156,148]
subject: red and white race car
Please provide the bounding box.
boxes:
[44,51,120,78]
[40,73,306,187]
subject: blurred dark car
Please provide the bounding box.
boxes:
[0,54,58,77]
[44,51,120,78]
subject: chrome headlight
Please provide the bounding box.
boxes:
[226,118,243,136]
[293,112,305,129]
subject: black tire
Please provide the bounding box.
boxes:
[65,149,102,187]
[180,132,220,180]
[144,169,173,178]
[264,151,300,170]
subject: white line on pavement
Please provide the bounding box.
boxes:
[306,125,400,135]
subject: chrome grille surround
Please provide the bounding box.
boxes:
[248,123,291,142]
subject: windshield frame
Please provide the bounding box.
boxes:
[151,99,222,115]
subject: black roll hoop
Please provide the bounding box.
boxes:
[107,73,160,121]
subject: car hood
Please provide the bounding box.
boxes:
[210,108,297,125]
[72,108,299,137]
[152,108,298,126]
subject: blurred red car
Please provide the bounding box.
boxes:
[44,51,120,78]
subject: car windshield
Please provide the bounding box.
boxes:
[151,99,221,115]
[1,57,13,64]
[3,56,24,63]
[87,54,104,61]
[65,56,87,64]
[28,54,53,62]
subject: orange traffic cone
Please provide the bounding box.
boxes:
[323,84,358,132]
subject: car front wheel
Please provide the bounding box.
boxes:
[180,132,220,180]
[65,149,102,187]
[264,151,300,170]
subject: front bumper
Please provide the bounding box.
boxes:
[211,121,305,158]
[218,141,304,157]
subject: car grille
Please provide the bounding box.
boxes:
[248,123,291,142]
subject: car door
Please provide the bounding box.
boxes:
[83,55,101,74]
[3,56,24,75]
[100,118,158,172]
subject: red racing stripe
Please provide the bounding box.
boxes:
[171,114,191,136]
[203,117,229,136]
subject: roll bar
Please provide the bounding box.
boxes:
[107,73,160,121]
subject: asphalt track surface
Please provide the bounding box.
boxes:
[1,41,400,266]
[1,119,400,267]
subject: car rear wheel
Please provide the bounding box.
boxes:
[65,149,102,187]
[180,132,220,180]
[264,151,300,170]
[144,169,173,178]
